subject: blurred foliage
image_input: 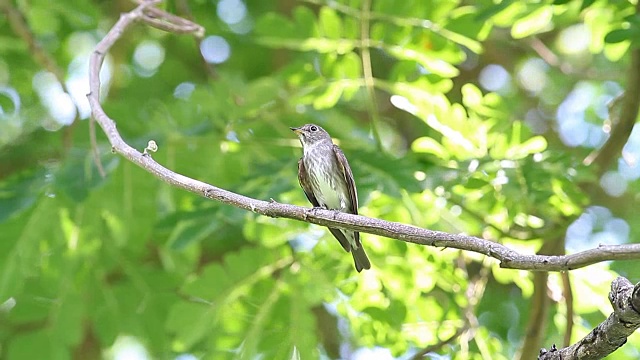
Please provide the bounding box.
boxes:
[1,0,640,359]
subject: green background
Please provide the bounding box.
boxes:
[1,0,640,359]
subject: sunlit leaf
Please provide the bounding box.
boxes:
[511,5,553,39]
[385,45,460,77]
[411,136,449,159]
[319,7,342,39]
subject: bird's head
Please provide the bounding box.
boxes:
[290,124,332,147]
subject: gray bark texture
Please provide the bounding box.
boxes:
[538,277,640,360]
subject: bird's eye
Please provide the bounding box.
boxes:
[310,125,318,132]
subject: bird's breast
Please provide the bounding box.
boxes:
[303,150,348,210]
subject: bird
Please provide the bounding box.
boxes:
[291,124,371,272]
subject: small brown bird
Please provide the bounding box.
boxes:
[291,124,371,272]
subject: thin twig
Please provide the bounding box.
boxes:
[528,37,573,74]
[359,0,383,150]
[89,112,106,177]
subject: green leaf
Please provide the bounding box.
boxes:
[167,214,221,250]
[7,330,67,360]
[313,81,344,109]
[292,6,318,37]
[511,6,553,39]
[445,9,487,52]
[54,149,119,202]
[255,12,296,38]
[385,45,460,77]
[475,0,517,23]
[257,37,356,54]
[605,28,640,44]
[465,176,489,189]
[505,136,547,159]
[165,301,214,349]
[354,150,423,196]
[0,169,46,222]
[461,83,484,108]
[319,7,342,39]
[167,247,289,349]
[580,0,597,11]
[411,136,449,159]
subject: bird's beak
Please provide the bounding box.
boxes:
[290,127,303,135]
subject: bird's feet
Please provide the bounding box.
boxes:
[305,206,325,219]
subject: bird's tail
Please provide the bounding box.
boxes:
[352,246,371,272]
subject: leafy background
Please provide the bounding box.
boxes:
[1,0,640,359]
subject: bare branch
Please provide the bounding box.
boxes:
[538,277,640,360]
[86,1,640,273]
[140,4,205,36]
[562,272,575,347]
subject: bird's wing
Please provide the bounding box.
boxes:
[332,145,358,214]
[332,144,361,248]
[298,158,320,207]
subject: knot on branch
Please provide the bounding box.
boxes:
[537,344,557,359]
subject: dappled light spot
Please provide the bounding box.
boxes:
[217,0,246,25]
[556,83,600,148]
[32,71,76,128]
[0,297,16,313]
[173,82,196,100]
[225,130,239,142]
[0,86,20,116]
[109,336,150,360]
[557,24,591,55]
[133,40,166,77]
[289,233,320,252]
[63,32,107,119]
[566,206,629,252]
[600,171,627,197]
[200,36,231,64]
[390,94,417,115]
[620,126,640,178]
[413,171,426,181]
[175,354,197,360]
[619,156,640,180]
[558,117,588,147]
[524,108,548,134]
[66,55,93,119]
[479,64,511,92]
[517,58,548,94]
[353,347,393,360]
